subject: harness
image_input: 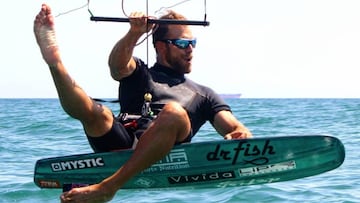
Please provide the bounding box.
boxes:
[119,93,156,139]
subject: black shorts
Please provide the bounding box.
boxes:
[86,115,154,153]
[86,114,192,153]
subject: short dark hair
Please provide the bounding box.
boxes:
[152,10,187,46]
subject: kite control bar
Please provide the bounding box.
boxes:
[90,16,210,26]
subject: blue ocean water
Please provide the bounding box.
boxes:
[0,98,359,202]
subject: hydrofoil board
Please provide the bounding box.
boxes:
[34,135,345,190]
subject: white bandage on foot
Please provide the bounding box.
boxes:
[38,26,58,49]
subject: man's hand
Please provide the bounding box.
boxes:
[224,128,252,140]
[128,12,154,34]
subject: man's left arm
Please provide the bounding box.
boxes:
[212,110,252,139]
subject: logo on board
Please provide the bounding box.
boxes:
[238,160,296,176]
[168,171,235,184]
[51,157,105,172]
[206,140,276,165]
[143,149,190,173]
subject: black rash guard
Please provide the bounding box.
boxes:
[118,57,231,141]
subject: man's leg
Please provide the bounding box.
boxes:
[108,101,191,183]
[34,4,113,138]
[61,102,191,202]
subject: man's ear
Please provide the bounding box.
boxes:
[154,41,167,54]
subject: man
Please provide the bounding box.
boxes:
[34,4,252,203]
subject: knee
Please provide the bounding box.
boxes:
[151,102,191,142]
[159,102,190,128]
[161,102,187,118]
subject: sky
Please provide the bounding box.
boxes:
[1,0,359,98]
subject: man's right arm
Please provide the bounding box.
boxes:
[108,30,143,81]
[108,13,153,81]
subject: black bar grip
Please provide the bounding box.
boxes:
[90,16,210,26]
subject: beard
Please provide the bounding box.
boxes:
[165,51,192,74]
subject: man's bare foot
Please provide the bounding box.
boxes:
[60,183,115,203]
[33,4,61,66]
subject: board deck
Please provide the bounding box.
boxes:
[34,135,345,189]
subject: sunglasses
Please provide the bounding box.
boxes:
[160,38,197,49]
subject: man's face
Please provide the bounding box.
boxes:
[163,25,195,74]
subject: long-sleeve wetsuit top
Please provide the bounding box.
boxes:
[118,57,231,142]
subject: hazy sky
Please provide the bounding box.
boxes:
[1,0,359,98]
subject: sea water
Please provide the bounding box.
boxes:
[0,98,359,202]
